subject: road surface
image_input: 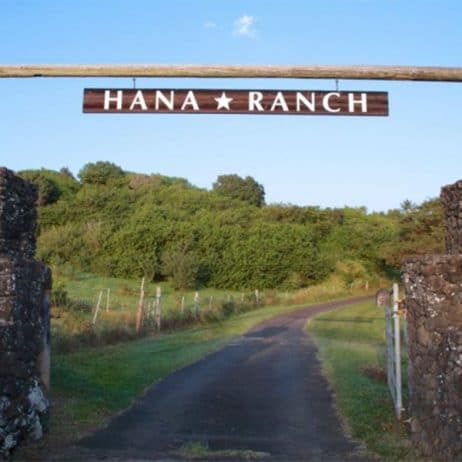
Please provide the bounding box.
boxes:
[71,297,373,461]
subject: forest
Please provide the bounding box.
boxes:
[19,161,445,291]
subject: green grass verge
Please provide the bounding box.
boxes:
[308,300,418,461]
[48,301,320,446]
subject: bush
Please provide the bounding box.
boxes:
[162,250,201,290]
[51,282,69,307]
[222,300,236,317]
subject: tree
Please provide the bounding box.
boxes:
[212,174,265,207]
[161,249,201,290]
[18,170,61,205]
[78,161,125,185]
[381,198,444,266]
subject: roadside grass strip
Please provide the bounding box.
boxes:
[308,300,419,461]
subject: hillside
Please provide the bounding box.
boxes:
[18,161,444,290]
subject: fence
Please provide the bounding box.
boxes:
[377,283,404,419]
[59,286,266,331]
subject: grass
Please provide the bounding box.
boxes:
[308,300,418,461]
[175,440,270,460]
[57,269,270,314]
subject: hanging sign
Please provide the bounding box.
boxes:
[83,89,388,116]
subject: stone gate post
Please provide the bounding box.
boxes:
[402,180,462,460]
[0,168,51,456]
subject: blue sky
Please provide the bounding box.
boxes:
[1,0,461,211]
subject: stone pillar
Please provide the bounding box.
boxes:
[0,168,51,456]
[402,179,462,460]
[403,256,462,459]
[441,179,462,255]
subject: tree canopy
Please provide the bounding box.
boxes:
[23,162,444,290]
[78,161,125,185]
[213,174,265,207]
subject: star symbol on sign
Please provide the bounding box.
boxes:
[214,92,233,110]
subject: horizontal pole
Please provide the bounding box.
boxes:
[0,64,462,82]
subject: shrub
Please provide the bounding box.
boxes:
[51,282,69,307]
[162,250,201,290]
[222,300,236,317]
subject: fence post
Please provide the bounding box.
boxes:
[106,288,110,312]
[194,291,200,318]
[181,295,185,315]
[392,283,403,419]
[92,290,103,325]
[255,289,260,306]
[155,286,161,331]
[135,277,145,333]
[209,295,213,311]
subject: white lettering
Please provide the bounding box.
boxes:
[296,92,316,112]
[248,91,264,111]
[271,92,289,112]
[155,90,174,111]
[129,90,148,111]
[103,90,123,110]
[348,92,368,113]
[322,92,341,113]
[181,91,199,111]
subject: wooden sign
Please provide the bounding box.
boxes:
[83,89,388,116]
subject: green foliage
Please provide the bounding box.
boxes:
[78,161,125,185]
[162,249,202,290]
[18,170,60,205]
[213,174,265,207]
[29,163,445,291]
[18,168,80,205]
[381,198,444,266]
[51,282,69,307]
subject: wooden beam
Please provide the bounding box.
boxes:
[0,64,462,82]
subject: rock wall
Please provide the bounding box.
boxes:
[0,168,51,457]
[403,178,462,460]
[441,179,462,255]
[403,256,462,460]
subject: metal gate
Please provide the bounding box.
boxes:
[377,283,403,419]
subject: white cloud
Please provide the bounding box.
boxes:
[204,21,217,29]
[233,14,256,37]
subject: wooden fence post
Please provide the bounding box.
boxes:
[106,288,110,312]
[92,290,103,325]
[155,286,161,331]
[181,295,185,315]
[194,292,200,318]
[135,277,145,333]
